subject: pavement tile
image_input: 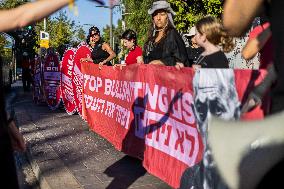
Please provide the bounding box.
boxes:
[72,170,102,186]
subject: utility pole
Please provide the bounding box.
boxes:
[44,18,46,31]
[95,4,119,49]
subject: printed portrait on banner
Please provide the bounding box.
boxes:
[180,69,241,189]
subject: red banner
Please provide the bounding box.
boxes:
[72,43,91,116]
[61,48,76,114]
[43,53,61,110]
[81,64,267,188]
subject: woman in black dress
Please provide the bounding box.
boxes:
[81,26,116,68]
[143,1,190,69]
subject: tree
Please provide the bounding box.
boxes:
[118,0,224,45]
[75,27,86,43]
[34,11,84,52]
[121,0,153,46]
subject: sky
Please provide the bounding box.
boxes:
[53,0,122,34]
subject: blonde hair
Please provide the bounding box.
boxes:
[196,16,235,53]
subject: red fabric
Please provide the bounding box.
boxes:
[61,49,77,114]
[249,22,273,69]
[125,46,143,65]
[72,43,91,117]
[81,64,266,188]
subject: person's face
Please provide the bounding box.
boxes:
[191,35,199,48]
[152,10,168,29]
[195,29,206,48]
[90,31,100,44]
[194,87,239,133]
[122,39,135,49]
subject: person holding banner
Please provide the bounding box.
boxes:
[113,29,143,69]
[192,16,235,69]
[143,0,189,69]
[241,17,276,114]
[81,26,116,68]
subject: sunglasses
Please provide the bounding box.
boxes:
[90,33,100,37]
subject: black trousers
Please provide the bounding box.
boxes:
[0,127,19,189]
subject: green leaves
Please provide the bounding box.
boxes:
[106,0,224,46]
[34,11,85,52]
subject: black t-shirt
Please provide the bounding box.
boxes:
[91,41,111,66]
[187,47,204,66]
[144,28,190,67]
[194,51,229,68]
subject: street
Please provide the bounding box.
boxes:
[10,81,171,189]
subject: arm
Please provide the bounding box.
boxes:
[242,26,272,60]
[0,0,71,32]
[0,0,106,32]
[101,43,116,65]
[223,0,265,36]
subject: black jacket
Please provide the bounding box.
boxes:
[144,28,190,67]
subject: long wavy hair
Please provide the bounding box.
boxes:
[144,11,175,54]
[195,16,235,53]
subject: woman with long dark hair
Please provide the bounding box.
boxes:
[144,0,189,69]
[80,26,116,68]
[113,29,143,69]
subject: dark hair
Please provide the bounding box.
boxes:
[87,26,101,45]
[88,26,100,35]
[144,17,174,53]
[121,29,137,45]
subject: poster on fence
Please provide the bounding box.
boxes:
[81,63,266,188]
[61,48,76,114]
[72,43,91,116]
[43,53,61,110]
[32,57,42,103]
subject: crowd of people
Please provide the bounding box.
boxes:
[1,0,284,188]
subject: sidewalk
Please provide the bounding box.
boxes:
[12,82,172,189]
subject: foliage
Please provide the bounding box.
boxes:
[106,0,224,46]
[34,11,85,53]
[120,0,153,46]
[0,0,29,9]
[168,0,224,32]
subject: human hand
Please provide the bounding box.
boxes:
[192,64,201,71]
[149,60,164,65]
[80,58,86,63]
[113,64,125,70]
[175,62,184,70]
[98,61,106,70]
[80,57,92,63]
[8,120,26,152]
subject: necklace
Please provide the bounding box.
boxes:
[195,55,205,65]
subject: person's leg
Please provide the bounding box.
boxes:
[0,128,20,189]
